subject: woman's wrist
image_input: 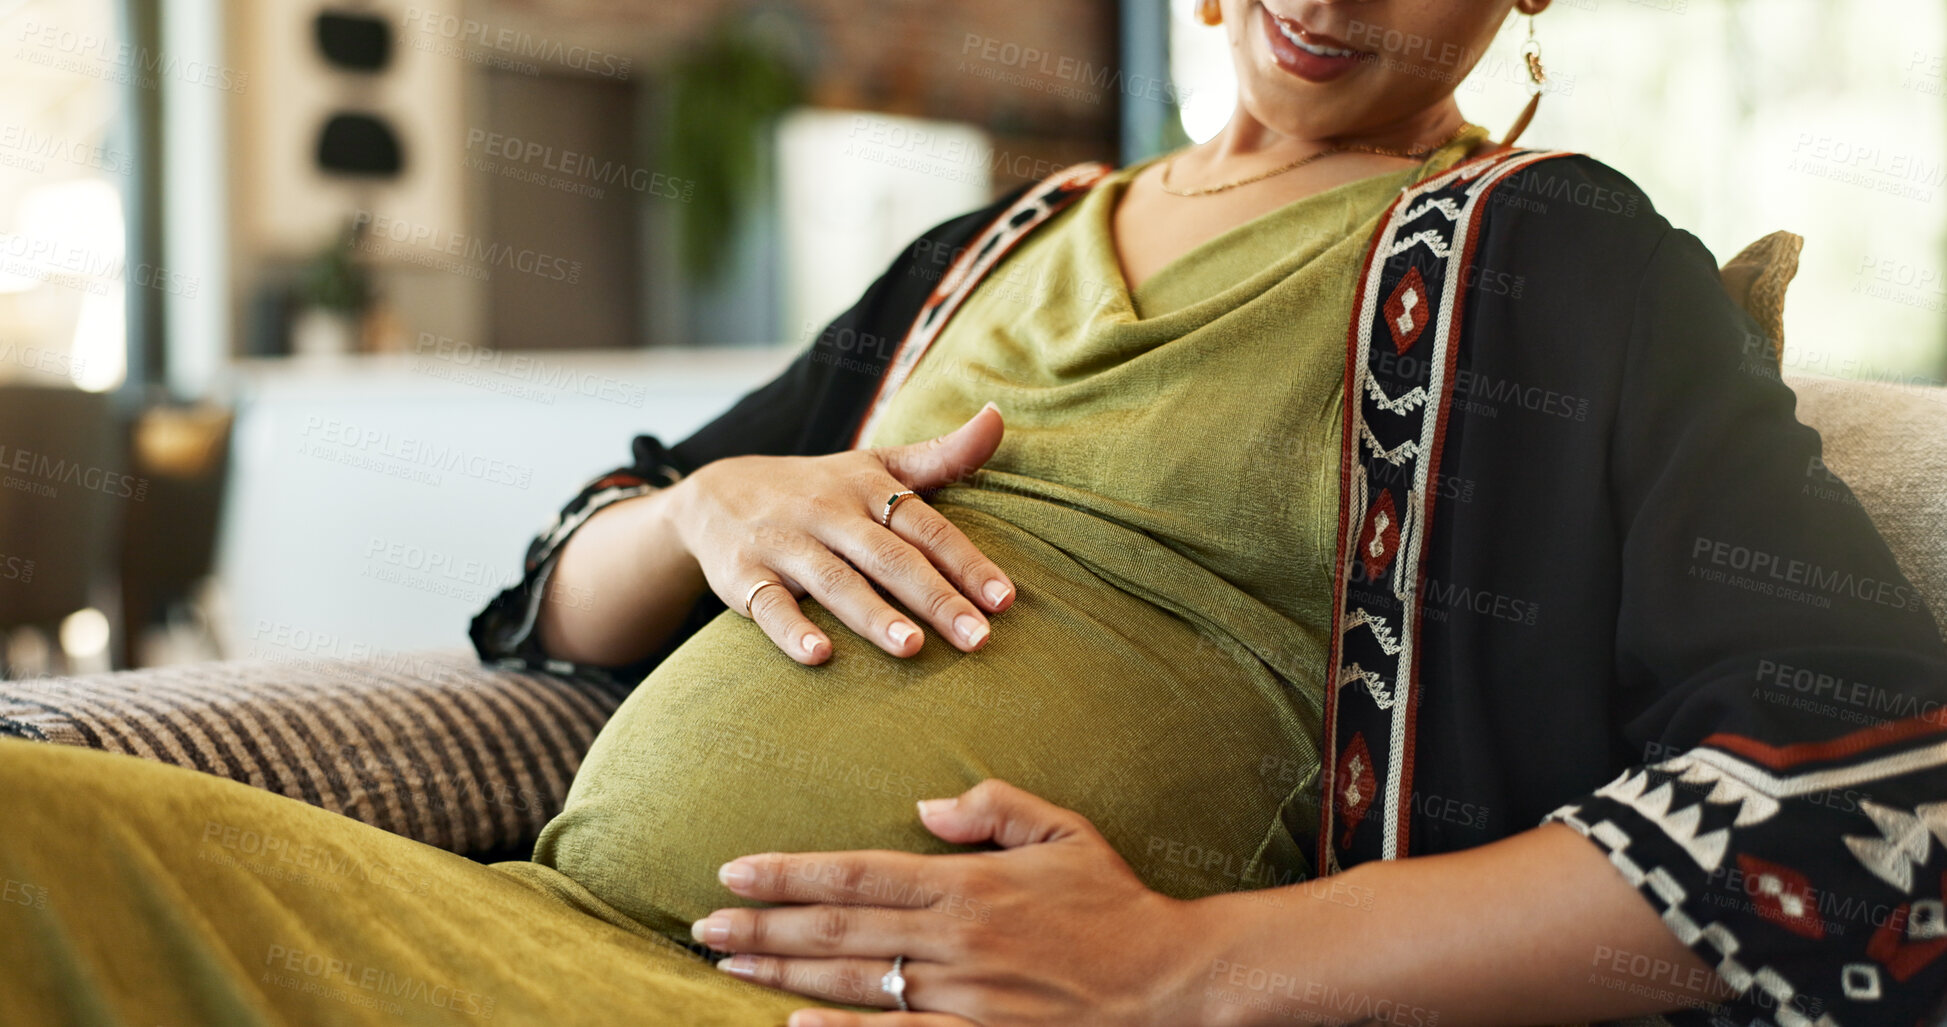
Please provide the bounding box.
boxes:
[1122,890,1262,1027]
[649,468,700,559]
[632,476,699,568]
[1188,873,1379,1027]
[537,482,707,665]
[618,483,709,615]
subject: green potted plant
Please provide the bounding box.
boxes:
[290,220,372,357]
[664,17,805,283]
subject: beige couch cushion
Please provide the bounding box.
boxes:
[1786,373,1947,625]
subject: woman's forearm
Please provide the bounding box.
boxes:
[1195,823,1723,1027]
[535,484,709,668]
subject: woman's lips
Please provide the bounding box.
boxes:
[1258,5,1366,84]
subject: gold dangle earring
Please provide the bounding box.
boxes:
[1196,0,1223,26]
[1499,14,1547,147]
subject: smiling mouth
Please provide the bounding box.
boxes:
[1263,7,1362,59]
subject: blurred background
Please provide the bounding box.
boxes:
[0,0,1942,676]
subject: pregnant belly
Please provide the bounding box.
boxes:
[531,506,1320,945]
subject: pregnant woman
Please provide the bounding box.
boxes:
[7,0,1947,1024]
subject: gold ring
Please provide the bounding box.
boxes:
[880,490,919,527]
[743,579,786,617]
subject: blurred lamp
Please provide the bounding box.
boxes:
[60,608,111,661]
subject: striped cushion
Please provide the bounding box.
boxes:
[0,652,629,856]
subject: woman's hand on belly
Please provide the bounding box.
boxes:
[695,780,1225,1027]
[671,403,1017,664]
[696,784,1727,1027]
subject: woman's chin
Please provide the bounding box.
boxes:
[1240,48,1385,135]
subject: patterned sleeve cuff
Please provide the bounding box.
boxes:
[1547,765,1845,1027]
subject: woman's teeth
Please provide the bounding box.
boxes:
[1273,16,1356,58]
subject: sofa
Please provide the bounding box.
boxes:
[2,368,1942,863]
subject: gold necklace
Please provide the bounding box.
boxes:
[1158,122,1481,197]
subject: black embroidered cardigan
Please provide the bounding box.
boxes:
[472,150,1947,1026]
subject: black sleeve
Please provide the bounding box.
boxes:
[1543,225,1947,1025]
[466,191,1024,688]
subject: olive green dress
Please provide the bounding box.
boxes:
[0,130,1485,1027]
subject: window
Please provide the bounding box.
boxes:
[0,0,130,393]
[1168,0,1947,381]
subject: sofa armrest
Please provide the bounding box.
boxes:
[0,651,628,857]
[1785,373,1947,627]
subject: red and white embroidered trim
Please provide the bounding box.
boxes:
[1319,146,1572,871]
[847,162,1112,450]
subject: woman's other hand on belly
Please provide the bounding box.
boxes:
[696,779,1225,1027]
[669,402,1017,664]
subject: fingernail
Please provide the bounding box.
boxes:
[982,579,1012,607]
[801,632,826,657]
[981,399,1001,416]
[888,621,918,647]
[718,861,755,888]
[717,955,757,977]
[955,614,988,647]
[790,1013,829,1027]
[917,797,958,819]
[691,916,730,945]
